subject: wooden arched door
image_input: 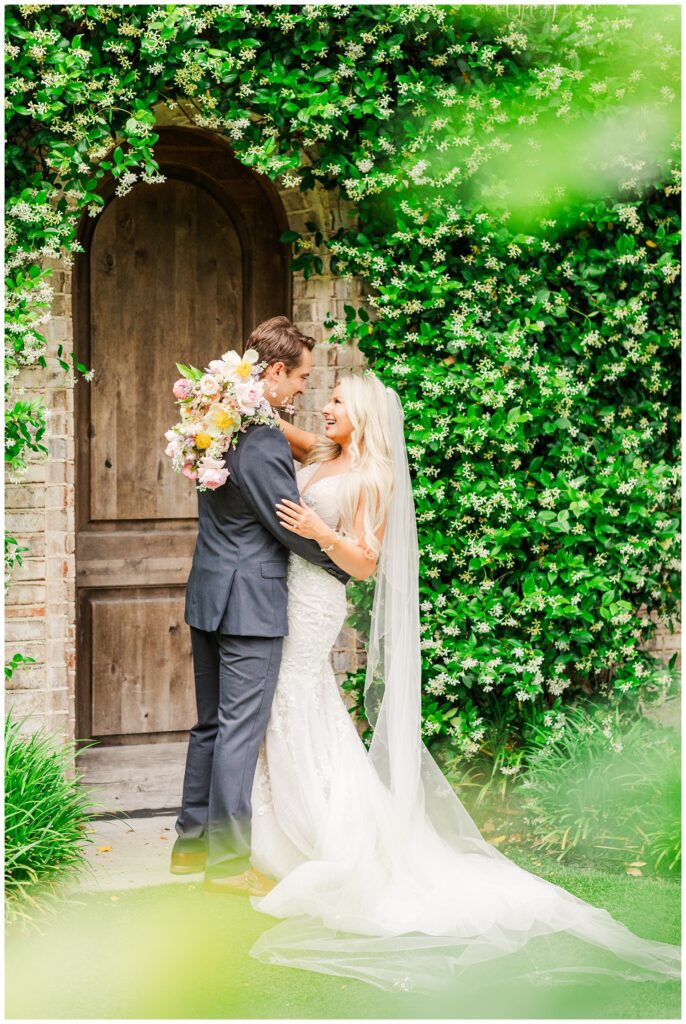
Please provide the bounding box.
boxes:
[74,127,290,745]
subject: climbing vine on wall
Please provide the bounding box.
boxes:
[5,4,681,767]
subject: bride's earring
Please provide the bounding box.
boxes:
[269,387,278,398]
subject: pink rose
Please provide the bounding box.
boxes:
[235,380,262,415]
[198,456,229,490]
[173,378,194,400]
[181,463,198,480]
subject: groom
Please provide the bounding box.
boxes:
[172,316,349,892]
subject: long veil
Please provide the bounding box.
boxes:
[249,386,680,994]
[364,387,497,855]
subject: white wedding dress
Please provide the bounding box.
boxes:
[248,459,680,994]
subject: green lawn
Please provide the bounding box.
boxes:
[5,861,680,1020]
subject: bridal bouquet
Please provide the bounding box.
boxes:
[164,348,276,491]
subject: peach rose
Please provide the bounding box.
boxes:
[199,374,221,397]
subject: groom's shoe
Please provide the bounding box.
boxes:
[170,836,207,875]
[203,868,276,897]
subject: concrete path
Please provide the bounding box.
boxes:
[67,743,195,894]
[65,813,196,894]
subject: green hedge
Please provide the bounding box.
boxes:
[5,4,680,766]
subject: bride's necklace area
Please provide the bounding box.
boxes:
[300,456,352,496]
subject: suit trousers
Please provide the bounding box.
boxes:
[175,627,283,874]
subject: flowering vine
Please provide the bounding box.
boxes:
[5,4,681,766]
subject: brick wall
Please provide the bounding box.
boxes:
[276,178,369,695]
[5,262,76,740]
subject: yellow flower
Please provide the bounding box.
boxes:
[235,359,254,380]
[195,433,213,449]
[220,347,260,382]
[205,402,241,436]
[212,407,238,431]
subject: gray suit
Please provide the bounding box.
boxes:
[176,422,348,875]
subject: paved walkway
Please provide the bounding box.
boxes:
[67,743,195,893]
[66,813,194,893]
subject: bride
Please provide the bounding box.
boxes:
[244,370,680,993]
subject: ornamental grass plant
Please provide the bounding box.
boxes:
[517,704,680,875]
[4,709,96,924]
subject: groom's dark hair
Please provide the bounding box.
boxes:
[247,316,316,373]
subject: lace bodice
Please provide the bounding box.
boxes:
[295,462,346,530]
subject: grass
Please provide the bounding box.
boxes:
[5,860,680,1020]
[438,712,681,882]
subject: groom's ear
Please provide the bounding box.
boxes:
[270,360,286,378]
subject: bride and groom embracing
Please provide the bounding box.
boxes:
[171,315,679,992]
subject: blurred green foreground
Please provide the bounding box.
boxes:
[5,861,680,1020]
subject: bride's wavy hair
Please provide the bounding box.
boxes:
[303,371,394,560]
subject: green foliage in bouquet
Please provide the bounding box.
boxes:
[4,4,680,764]
[175,362,205,383]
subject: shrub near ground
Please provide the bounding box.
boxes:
[439,705,681,878]
[4,5,681,767]
[4,710,95,924]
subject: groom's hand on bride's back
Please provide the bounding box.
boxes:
[236,425,350,584]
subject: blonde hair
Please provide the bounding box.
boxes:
[303,371,394,560]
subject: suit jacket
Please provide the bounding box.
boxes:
[184,422,350,636]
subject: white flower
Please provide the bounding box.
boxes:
[234,380,264,416]
[197,455,229,490]
[164,437,182,458]
[281,172,301,189]
[199,374,221,397]
[207,359,227,379]
[220,347,260,381]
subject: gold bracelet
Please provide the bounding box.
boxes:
[320,530,341,553]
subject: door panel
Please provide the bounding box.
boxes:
[90,178,242,522]
[89,588,193,735]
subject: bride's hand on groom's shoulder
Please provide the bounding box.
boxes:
[275,497,329,546]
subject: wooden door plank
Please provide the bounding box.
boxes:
[90,589,195,736]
